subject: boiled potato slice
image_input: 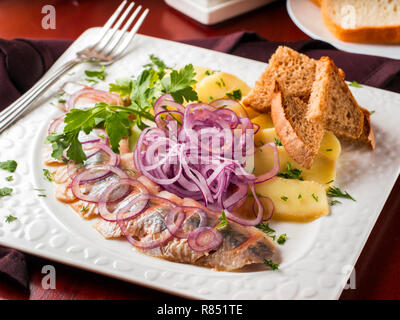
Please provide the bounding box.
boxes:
[196,72,251,103]
[254,129,341,162]
[252,114,274,133]
[255,177,329,222]
[318,131,341,161]
[252,129,340,185]
[193,66,215,89]
[226,102,248,118]
[242,103,261,119]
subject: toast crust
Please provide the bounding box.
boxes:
[308,56,364,140]
[271,85,322,169]
[321,2,400,43]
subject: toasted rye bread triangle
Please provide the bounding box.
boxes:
[357,107,376,149]
[271,82,325,169]
[307,56,365,140]
[242,46,317,113]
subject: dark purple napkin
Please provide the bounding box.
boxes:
[0,32,399,290]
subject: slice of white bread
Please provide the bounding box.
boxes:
[321,0,400,43]
[307,56,365,141]
[271,82,325,169]
[242,46,317,113]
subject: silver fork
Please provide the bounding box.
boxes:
[0,1,148,134]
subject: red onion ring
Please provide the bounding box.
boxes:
[187,227,223,252]
[98,178,149,222]
[117,195,181,250]
[66,88,123,111]
[67,142,120,183]
[71,165,129,203]
[165,206,208,239]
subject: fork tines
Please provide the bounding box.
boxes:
[92,1,149,59]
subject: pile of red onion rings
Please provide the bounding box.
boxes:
[49,87,280,252]
[134,94,280,227]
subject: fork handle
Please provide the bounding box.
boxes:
[0,59,79,134]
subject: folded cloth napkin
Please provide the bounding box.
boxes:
[0,31,399,290]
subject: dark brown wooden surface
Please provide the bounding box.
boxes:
[0,0,399,300]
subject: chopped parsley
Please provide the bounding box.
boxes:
[274,137,283,146]
[256,222,276,240]
[326,148,333,152]
[281,196,288,201]
[85,78,99,86]
[277,162,304,181]
[5,176,13,182]
[38,194,47,197]
[0,187,13,197]
[326,180,334,185]
[0,160,17,173]
[277,233,287,245]
[5,215,18,223]
[327,186,356,201]
[312,193,319,202]
[298,194,302,199]
[216,78,226,88]
[348,81,362,88]
[43,169,53,182]
[370,110,375,115]
[330,200,342,206]
[263,259,279,270]
[84,64,106,81]
[81,206,89,213]
[225,89,242,101]
[215,210,228,230]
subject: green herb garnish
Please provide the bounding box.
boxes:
[370,110,375,115]
[256,222,276,240]
[312,193,319,202]
[274,137,283,146]
[225,89,242,101]
[0,160,17,173]
[327,186,356,201]
[277,233,287,245]
[5,176,13,182]
[281,196,288,201]
[330,200,342,206]
[81,206,89,213]
[0,187,13,197]
[278,162,303,181]
[298,194,302,199]
[348,81,362,88]
[85,64,106,81]
[5,215,17,223]
[215,210,228,230]
[263,259,279,270]
[43,169,53,182]
[326,148,333,152]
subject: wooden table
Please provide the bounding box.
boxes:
[0,0,399,300]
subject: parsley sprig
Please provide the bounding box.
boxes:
[47,56,198,163]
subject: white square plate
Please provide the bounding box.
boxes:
[1,28,400,300]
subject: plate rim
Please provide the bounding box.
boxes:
[1,27,400,300]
